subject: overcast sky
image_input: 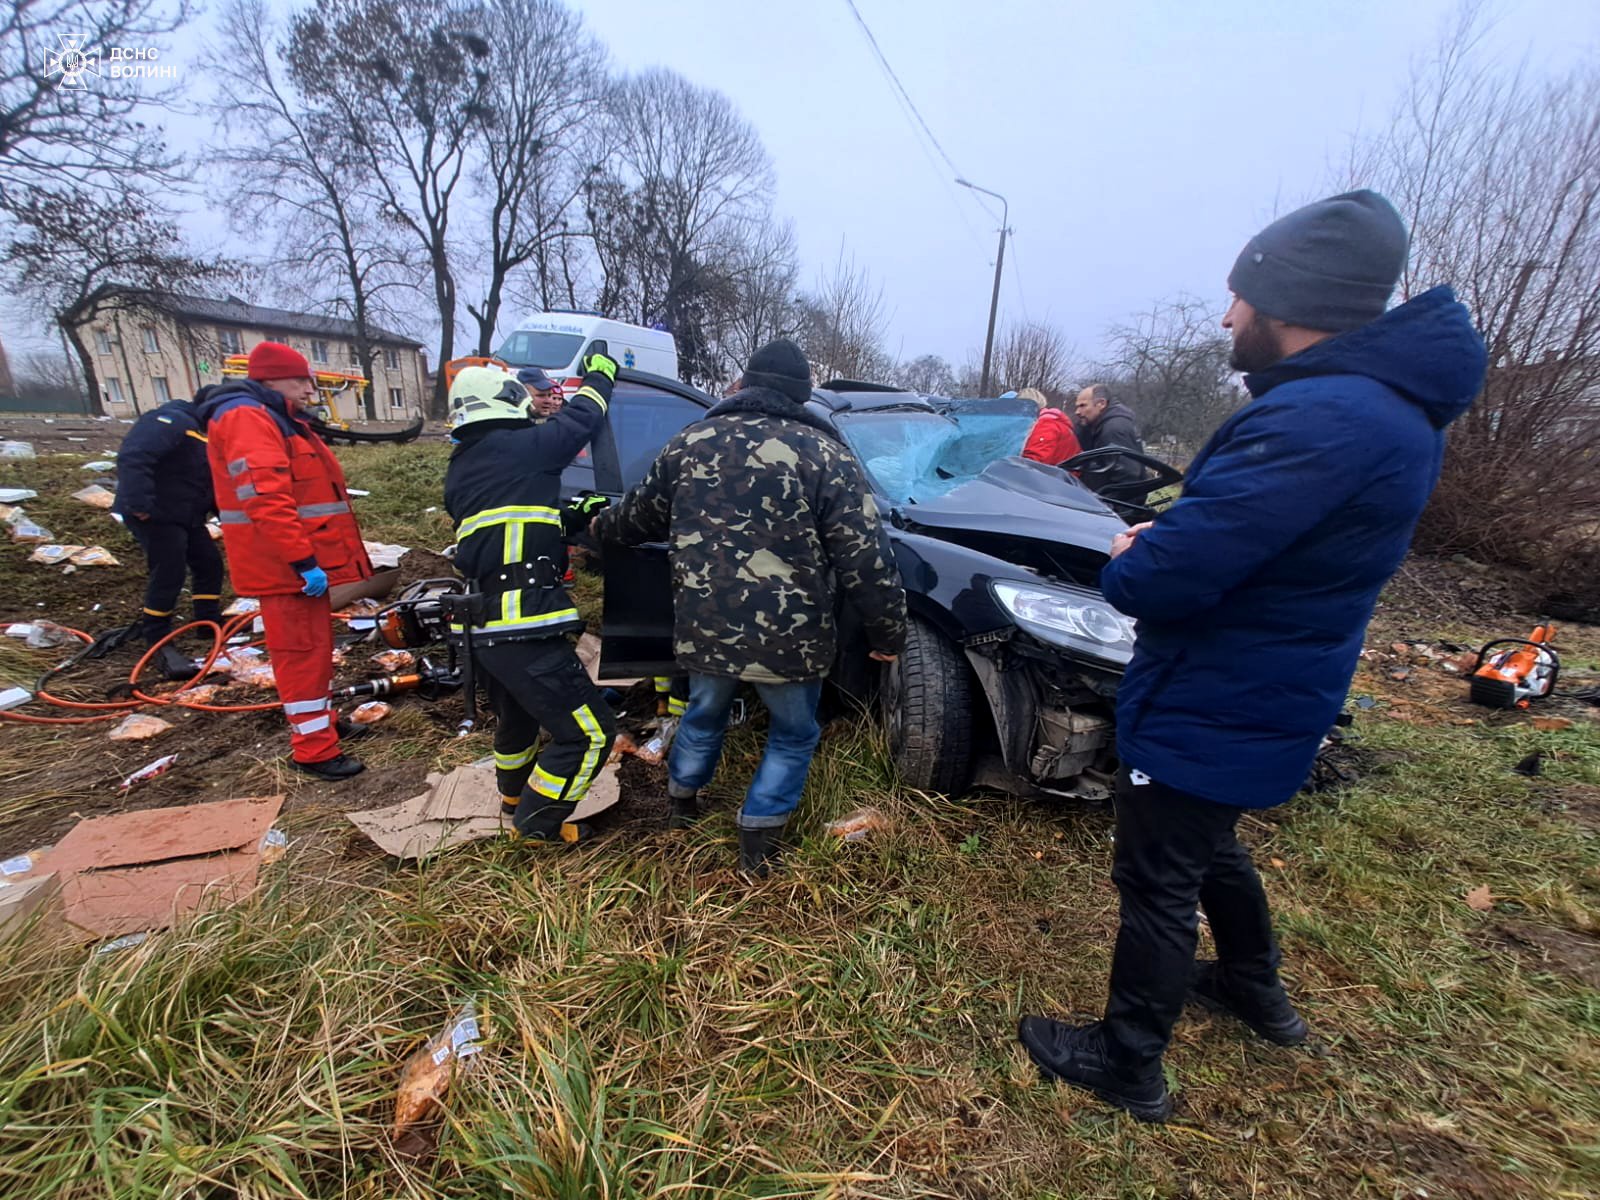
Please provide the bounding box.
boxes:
[6,0,1597,371]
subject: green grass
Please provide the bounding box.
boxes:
[2,444,1599,1197]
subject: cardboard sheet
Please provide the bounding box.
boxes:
[347,761,622,860]
[42,795,284,941]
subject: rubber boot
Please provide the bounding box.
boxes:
[1017,1016,1173,1122]
[290,753,365,782]
[1188,960,1308,1046]
[667,783,702,830]
[738,824,785,877]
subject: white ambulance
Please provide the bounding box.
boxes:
[495,312,680,390]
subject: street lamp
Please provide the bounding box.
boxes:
[956,177,1009,396]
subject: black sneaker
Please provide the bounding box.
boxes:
[290,753,365,781]
[1188,960,1309,1046]
[1017,1016,1173,1123]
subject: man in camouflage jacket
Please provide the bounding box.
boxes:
[594,338,906,875]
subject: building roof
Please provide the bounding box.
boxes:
[154,292,423,348]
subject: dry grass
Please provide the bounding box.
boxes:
[2,446,1598,1197]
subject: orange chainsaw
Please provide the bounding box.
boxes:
[1469,624,1560,709]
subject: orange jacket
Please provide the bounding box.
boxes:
[196,382,372,597]
[1022,408,1082,467]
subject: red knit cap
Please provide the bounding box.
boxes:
[246,341,312,382]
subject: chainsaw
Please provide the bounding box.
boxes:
[1468,624,1560,709]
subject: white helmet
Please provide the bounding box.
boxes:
[448,366,531,430]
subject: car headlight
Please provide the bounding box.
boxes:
[990,580,1136,665]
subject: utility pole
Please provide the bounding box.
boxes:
[957,177,1009,396]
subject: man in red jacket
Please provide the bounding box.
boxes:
[196,342,374,780]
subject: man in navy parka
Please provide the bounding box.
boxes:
[1019,191,1488,1122]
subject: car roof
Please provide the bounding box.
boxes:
[810,384,935,413]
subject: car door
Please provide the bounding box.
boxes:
[574,373,713,680]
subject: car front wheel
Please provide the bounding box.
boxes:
[880,616,974,795]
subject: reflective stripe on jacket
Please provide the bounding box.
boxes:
[196,381,372,597]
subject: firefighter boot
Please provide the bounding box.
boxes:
[515,800,593,845]
[290,753,366,782]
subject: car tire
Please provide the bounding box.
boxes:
[881,616,973,795]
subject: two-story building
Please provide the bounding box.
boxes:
[77,293,429,421]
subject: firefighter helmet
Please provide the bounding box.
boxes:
[448,365,531,430]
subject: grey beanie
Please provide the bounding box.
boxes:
[1227,190,1409,332]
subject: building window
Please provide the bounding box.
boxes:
[94,329,112,355]
[384,347,401,370]
[141,326,160,353]
[349,345,361,367]
[104,377,125,405]
[310,339,329,363]
[218,328,243,355]
[152,377,171,404]
[389,387,406,410]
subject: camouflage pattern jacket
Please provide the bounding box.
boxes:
[594,386,907,683]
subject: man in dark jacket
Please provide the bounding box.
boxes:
[1018,190,1487,1121]
[112,395,224,678]
[1073,384,1145,493]
[445,355,617,843]
[593,338,907,875]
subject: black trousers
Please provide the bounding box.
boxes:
[127,518,225,641]
[1102,768,1283,1069]
[475,637,616,835]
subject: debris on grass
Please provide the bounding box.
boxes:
[10,517,53,543]
[24,621,71,649]
[827,806,890,841]
[1465,885,1495,912]
[393,1001,484,1161]
[108,713,173,742]
[346,764,506,859]
[634,718,678,766]
[119,753,179,791]
[40,794,284,940]
[0,441,36,459]
[0,871,64,941]
[348,700,391,725]
[82,460,115,472]
[0,487,39,503]
[0,686,33,711]
[70,484,115,509]
[362,540,408,568]
[69,546,119,567]
[27,544,81,565]
[259,828,289,866]
[371,649,414,672]
[1513,751,1543,777]
[1531,716,1573,732]
[224,597,260,616]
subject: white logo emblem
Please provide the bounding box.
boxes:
[45,33,101,89]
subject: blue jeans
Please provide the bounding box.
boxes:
[668,674,823,828]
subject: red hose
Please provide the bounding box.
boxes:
[1,613,293,724]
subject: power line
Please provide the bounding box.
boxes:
[840,0,988,250]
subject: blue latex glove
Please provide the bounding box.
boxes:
[299,566,329,597]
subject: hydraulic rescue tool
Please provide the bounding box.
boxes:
[1469,624,1560,709]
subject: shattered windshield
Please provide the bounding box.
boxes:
[837,407,1036,504]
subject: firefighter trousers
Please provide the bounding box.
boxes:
[476,636,615,837]
[259,592,342,765]
[127,518,224,642]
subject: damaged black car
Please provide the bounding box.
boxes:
[572,373,1178,801]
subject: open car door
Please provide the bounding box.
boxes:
[563,372,715,682]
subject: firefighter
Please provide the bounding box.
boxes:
[111,392,225,679]
[444,352,618,843]
[196,341,374,781]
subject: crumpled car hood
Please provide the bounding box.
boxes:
[893,457,1127,554]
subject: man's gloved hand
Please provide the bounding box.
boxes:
[581,351,618,382]
[299,565,329,597]
[562,493,611,537]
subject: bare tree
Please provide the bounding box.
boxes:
[798,246,890,382]
[589,68,774,381]
[5,190,231,413]
[895,353,956,396]
[286,0,492,418]
[1340,0,1600,560]
[989,319,1076,395]
[209,0,420,418]
[1098,295,1243,450]
[0,0,192,210]
[714,218,802,380]
[464,0,605,356]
